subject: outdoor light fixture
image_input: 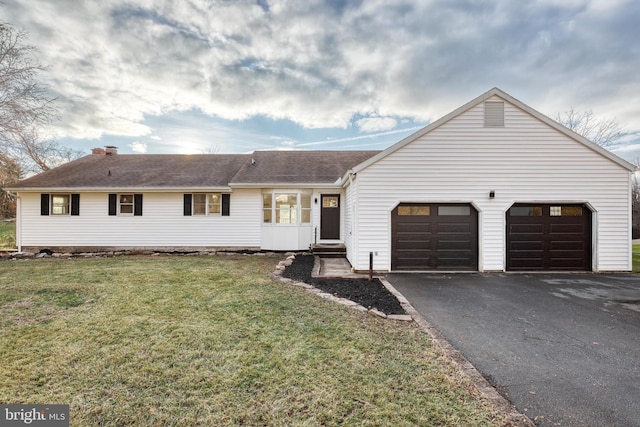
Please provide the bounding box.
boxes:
[489,190,495,199]
[314,198,318,204]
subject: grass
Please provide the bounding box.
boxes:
[0,255,502,426]
[633,244,640,273]
[0,220,15,249]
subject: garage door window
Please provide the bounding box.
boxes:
[438,206,470,216]
[398,205,431,216]
[550,206,583,216]
[509,206,542,216]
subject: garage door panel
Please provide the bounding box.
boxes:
[549,257,587,269]
[509,249,544,257]
[509,258,544,270]
[549,223,584,234]
[396,231,430,239]
[395,250,430,258]
[510,241,544,251]
[396,223,431,232]
[394,254,433,270]
[437,223,472,233]
[438,258,476,270]
[438,239,473,250]
[507,204,591,271]
[550,241,585,251]
[509,223,544,234]
[397,240,432,250]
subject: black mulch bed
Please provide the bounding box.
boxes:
[281,255,406,315]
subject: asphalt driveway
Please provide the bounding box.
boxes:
[386,273,640,427]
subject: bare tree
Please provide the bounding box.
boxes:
[0,21,83,173]
[202,145,220,154]
[553,107,624,148]
[0,151,20,218]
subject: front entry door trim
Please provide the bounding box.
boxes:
[320,194,340,240]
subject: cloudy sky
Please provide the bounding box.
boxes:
[4,0,640,160]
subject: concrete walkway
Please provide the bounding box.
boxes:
[313,257,370,279]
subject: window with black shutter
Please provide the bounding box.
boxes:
[40,194,50,216]
[183,193,230,216]
[108,193,143,216]
[134,194,143,216]
[41,193,80,216]
[71,194,80,216]
[184,194,193,216]
[222,194,230,216]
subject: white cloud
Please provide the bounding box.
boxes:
[129,141,148,153]
[355,117,398,133]
[3,0,640,145]
[279,139,296,148]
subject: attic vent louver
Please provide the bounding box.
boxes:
[484,101,504,127]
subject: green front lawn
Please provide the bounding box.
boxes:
[0,256,500,426]
[633,244,640,273]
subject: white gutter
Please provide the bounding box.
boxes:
[16,194,22,253]
[4,186,234,193]
[229,182,342,189]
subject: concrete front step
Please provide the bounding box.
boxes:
[310,243,346,258]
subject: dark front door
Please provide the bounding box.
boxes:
[391,203,478,271]
[506,204,592,271]
[321,194,340,240]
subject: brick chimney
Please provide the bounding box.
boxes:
[105,146,118,155]
[92,148,106,155]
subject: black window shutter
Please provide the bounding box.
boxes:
[40,194,50,216]
[183,194,192,216]
[134,194,143,216]
[108,194,117,216]
[222,194,230,216]
[71,194,80,216]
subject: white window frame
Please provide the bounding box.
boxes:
[193,193,222,216]
[119,194,134,215]
[51,194,71,215]
[262,190,311,225]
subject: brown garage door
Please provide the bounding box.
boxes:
[391,203,478,271]
[506,204,592,271]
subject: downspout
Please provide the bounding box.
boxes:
[346,171,356,267]
[16,193,22,253]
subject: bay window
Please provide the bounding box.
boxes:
[262,191,311,224]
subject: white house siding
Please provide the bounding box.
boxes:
[345,181,358,264]
[351,97,631,272]
[18,189,262,250]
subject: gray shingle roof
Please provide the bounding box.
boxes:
[230,151,381,184]
[7,150,381,189]
[9,154,251,189]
